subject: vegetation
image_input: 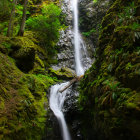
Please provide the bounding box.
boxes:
[0,0,62,55]
[0,0,64,139]
[0,0,140,139]
[26,3,62,55]
[79,0,140,139]
[82,28,96,37]
[93,0,98,3]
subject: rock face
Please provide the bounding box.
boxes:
[63,83,83,140]
[56,26,75,70]
[52,0,75,70]
[79,0,140,140]
[79,0,114,57]
[53,0,92,71]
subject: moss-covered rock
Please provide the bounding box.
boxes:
[79,0,140,140]
[48,67,76,80]
[0,33,58,139]
[0,35,12,54]
[8,36,47,73]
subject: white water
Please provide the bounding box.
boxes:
[50,82,71,140]
[73,0,84,76]
[49,0,90,140]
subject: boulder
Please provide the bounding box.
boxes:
[49,67,76,80]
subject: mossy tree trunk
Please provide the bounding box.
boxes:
[18,0,28,36]
[7,0,17,37]
[59,75,84,93]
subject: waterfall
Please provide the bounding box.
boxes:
[50,82,71,140]
[73,0,84,76]
[49,0,90,140]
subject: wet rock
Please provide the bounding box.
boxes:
[63,83,84,140]
[79,0,114,47]
[43,110,62,140]
[55,26,75,70]
[61,1,73,25]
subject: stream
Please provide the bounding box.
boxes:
[49,0,91,139]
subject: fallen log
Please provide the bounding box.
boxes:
[59,75,84,93]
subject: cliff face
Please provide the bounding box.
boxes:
[79,0,140,139]
[79,0,114,58]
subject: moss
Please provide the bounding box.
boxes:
[35,54,45,68]
[0,44,56,139]
[1,34,50,73]
[49,67,76,80]
[30,67,47,75]
[0,36,12,54]
[0,97,5,110]
[11,46,35,72]
[126,103,137,109]
[29,53,47,75]
[79,0,140,139]
[47,57,58,65]
[10,35,46,56]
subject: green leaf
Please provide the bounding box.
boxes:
[112,92,117,100]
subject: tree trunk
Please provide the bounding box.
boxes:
[59,75,84,93]
[18,0,28,36]
[7,0,17,37]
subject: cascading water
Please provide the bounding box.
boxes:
[73,0,84,76]
[50,82,71,140]
[49,0,90,140]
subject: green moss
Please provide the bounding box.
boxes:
[0,46,56,139]
[35,54,45,68]
[0,97,5,110]
[125,62,133,71]
[10,36,46,55]
[78,0,140,139]
[0,36,11,54]
[126,103,137,109]
[49,67,76,80]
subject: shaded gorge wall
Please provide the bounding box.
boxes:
[78,0,140,140]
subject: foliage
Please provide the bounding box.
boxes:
[117,2,140,42]
[103,78,120,91]
[2,42,11,49]
[0,0,11,35]
[134,32,140,40]
[125,62,132,71]
[26,3,62,55]
[117,2,136,25]
[82,28,96,37]
[131,22,140,30]
[93,0,98,3]
[0,22,8,35]
[78,1,140,139]
[0,0,11,21]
